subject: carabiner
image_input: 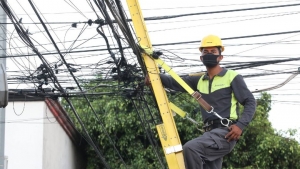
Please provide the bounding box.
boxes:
[206,106,232,127]
[220,118,232,127]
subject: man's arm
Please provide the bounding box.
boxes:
[231,75,256,130]
[159,74,201,92]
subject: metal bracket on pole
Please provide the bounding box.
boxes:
[165,144,183,155]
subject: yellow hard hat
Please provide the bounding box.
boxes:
[199,35,224,52]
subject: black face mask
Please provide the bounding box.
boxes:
[202,53,220,68]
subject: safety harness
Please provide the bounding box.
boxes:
[141,46,233,131]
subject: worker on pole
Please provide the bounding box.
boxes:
[146,35,256,169]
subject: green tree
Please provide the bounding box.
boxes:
[63,79,166,169]
[223,93,300,169]
[64,79,300,169]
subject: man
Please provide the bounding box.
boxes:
[145,35,256,169]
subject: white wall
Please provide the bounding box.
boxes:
[5,101,44,169]
[4,101,85,169]
[42,105,84,169]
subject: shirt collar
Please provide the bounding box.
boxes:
[202,68,227,80]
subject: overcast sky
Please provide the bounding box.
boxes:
[2,0,300,140]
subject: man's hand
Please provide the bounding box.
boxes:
[225,125,242,142]
[144,74,151,86]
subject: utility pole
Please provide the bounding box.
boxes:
[126,0,185,168]
[0,2,7,169]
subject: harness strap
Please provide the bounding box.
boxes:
[141,48,231,123]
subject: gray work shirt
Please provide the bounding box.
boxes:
[160,68,256,130]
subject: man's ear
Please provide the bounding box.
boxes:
[200,55,203,61]
[218,55,223,62]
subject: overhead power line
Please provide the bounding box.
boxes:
[143,3,300,21]
[3,29,300,58]
[0,21,87,25]
[153,30,300,46]
[251,73,299,93]
[141,0,300,10]
[2,3,300,25]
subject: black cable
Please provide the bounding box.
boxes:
[2,10,298,26]
[12,98,26,116]
[61,25,97,81]
[0,27,37,82]
[28,0,126,166]
[226,58,300,70]
[94,0,134,93]
[63,0,89,20]
[1,0,96,150]
[16,1,52,45]
[101,0,145,74]
[0,24,70,44]
[67,33,100,53]
[16,0,63,64]
[95,0,127,67]
[0,45,125,58]
[1,0,298,17]
[153,30,300,46]
[64,23,88,57]
[6,0,108,166]
[86,0,100,19]
[94,3,166,164]
[0,33,108,52]
[149,11,300,32]
[64,97,110,168]
[1,1,61,90]
[95,25,124,82]
[7,2,295,24]
[111,0,130,69]
[105,1,164,137]
[3,0,299,129]
[142,3,300,21]
[130,97,165,169]
[32,2,71,54]
[96,26,118,63]
[141,0,300,10]
[4,29,300,59]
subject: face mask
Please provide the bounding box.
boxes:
[202,53,220,68]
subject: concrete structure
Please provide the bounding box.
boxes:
[4,93,86,169]
[0,2,7,169]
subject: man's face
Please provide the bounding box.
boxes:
[201,47,220,56]
[200,47,223,63]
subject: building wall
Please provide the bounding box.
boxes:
[42,105,85,169]
[4,100,85,169]
[4,101,44,169]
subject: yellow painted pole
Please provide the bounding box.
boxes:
[126,0,185,168]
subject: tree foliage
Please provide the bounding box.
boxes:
[223,93,300,169]
[63,79,166,169]
[63,79,300,169]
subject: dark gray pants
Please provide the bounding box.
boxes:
[182,128,236,169]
